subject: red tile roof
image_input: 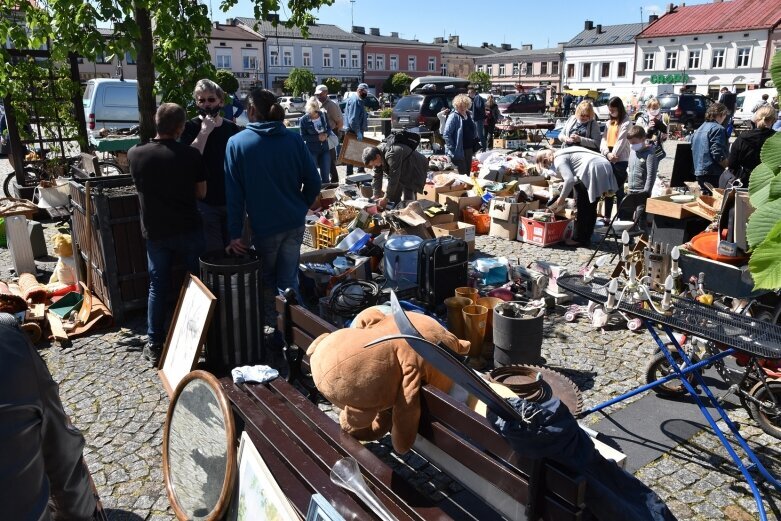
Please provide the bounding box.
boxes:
[638,0,781,38]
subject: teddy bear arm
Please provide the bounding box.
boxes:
[340,406,392,441]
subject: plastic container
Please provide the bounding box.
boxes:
[383,235,422,288]
[493,303,545,367]
[475,257,509,285]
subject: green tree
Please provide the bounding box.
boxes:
[284,68,316,97]
[467,71,491,92]
[216,70,240,95]
[391,73,413,95]
[323,77,342,95]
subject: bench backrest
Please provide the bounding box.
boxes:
[276,295,588,521]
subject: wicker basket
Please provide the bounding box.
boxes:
[696,195,720,218]
[331,204,358,225]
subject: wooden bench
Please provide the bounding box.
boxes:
[274,293,591,521]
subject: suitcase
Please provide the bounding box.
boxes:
[417,237,469,309]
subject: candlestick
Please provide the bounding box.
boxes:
[606,278,618,310]
[621,230,630,262]
[628,263,637,287]
[670,246,681,278]
[662,274,674,310]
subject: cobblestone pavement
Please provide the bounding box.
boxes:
[2,138,780,520]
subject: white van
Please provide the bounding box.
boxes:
[82,79,140,137]
[594,84,674,120]
[733,88,777,129]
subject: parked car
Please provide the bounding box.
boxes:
[391,77,470,132]
[497,92,546,115]
[82,78,140,138]
[733,87,777,129]
[277,96,305,113]
[338,92,381,112]
[645,93,712,130]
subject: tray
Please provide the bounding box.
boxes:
[689,231,749,265]
[646,194,697,219]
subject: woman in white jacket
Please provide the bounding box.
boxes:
[600,96,631,218]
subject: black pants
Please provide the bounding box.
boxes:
[486,124,496,149]
[603,160,628,218]
[329,147,339,183]
[697,172,722,195]
[574,182,597,245]
[453,148,474,176]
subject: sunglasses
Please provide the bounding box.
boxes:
[197,97,218,103]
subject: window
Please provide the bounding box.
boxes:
[617,61,626,77]
[477,64,483,73]
[95,52,109,64]
[526,62,533,75]
[441,62,447,75]
[390,55,398,70]
[582,62,591,78]
[216,49,231,69]
[665,51,677,70]
[566,63,574,78]
[688,49,700,69]
[269,46,279,66]
[607,36,618,43]
[601,62,610,77]
[499,64,506,76]
[351,50,360,68]
[375,54,384,70]
[323,48,332,68]
[242,50,258,70]
[366,54,374,70]
[586,37,597,44]
[339,49,348,68]
[124,52,136,65]
[711,48,725,68]
[428,56,436,72]
[512,63,519,76]
[408,56,416,71]
[302,47,312,67]
[643,52,655,70]
[540,62,548,75]
[736,47,750,67]
[283,47,293,66]
[552,61,559,75]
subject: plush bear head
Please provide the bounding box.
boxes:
[52,233,73,258]
[307,306,470,453]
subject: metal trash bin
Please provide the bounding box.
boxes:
[200,251,264,371]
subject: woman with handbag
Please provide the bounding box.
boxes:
[299,96,332,183]
[636,98,668,161]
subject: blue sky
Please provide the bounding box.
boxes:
[217,0,715,49]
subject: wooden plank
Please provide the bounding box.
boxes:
[26,303,45,321]
[46,312,69,342]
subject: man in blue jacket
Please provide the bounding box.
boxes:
[224,88,321,298]
[343,83,370,176]
[469,88,486,151]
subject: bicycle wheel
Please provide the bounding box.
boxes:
[97,161,125,176]
[644,346,698,397]
[3,167,42,197]
[747,380,781,439]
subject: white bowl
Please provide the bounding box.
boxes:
[670,194,695,203]
[611,220,635,232]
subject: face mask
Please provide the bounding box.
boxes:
[359,92,367,99]
[630,143,644,151]
[197,106,221,118]
[648,109,660,117]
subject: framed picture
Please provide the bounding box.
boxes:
[158,274,216,397]
[337,132,380,167]
[306,494,344,521]
[226,431,299,521]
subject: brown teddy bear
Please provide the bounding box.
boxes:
[307,306,470,454]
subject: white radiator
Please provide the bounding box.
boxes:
[6,215,36,275]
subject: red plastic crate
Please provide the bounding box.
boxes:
[518,213,573,247]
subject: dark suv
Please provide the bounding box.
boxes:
[391,93,456,132]
[652,93,712,130]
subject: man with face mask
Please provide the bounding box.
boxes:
[180,78,240,252]
[343,83,370,176]
[315,84,344,183]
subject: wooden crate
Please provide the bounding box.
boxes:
[69,176,151,323]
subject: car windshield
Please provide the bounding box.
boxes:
[395,96,422,112]
[658,95,679,109]
[735,96,745,110]
[498,95,518,104]
[292,98,304,103]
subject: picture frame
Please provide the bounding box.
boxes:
[306,494,344,521]
[158,274,217,398]
[226,431,299,521]
[337,132,380,167]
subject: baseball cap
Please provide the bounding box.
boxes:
[357,83,369,91]
[315,84,328,94]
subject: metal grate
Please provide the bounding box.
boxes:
[557,274,781,359]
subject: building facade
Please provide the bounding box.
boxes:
[234,16,362,95]
[207,22,265,96]
[351,27,441,94]
[474,45,563,100]
[635,0,781,97]
[435,35,506,79]
[77,29,138,83]
[562,21,645,90]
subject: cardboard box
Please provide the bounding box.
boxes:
[420,183,459,202]
[646,195,696,219]
[488,198,539,240]
[733,191,753,252]
[432,221,476,254]
[439,192,482,220]
[493,138,507,149]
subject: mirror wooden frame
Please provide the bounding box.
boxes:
[162,370,237,521]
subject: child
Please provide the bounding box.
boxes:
[627,125,657,196]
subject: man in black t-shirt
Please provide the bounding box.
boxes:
[128,103,207,365]
[179,78,240,252]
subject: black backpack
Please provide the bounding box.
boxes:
[386,129,421,150]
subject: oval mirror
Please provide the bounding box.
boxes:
[163,370,236,521]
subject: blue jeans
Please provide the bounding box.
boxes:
[197,202,228,253]
[474,119,486,150]
[310,148,331,184]
[253,226,305,299]
[146,229,205,344]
